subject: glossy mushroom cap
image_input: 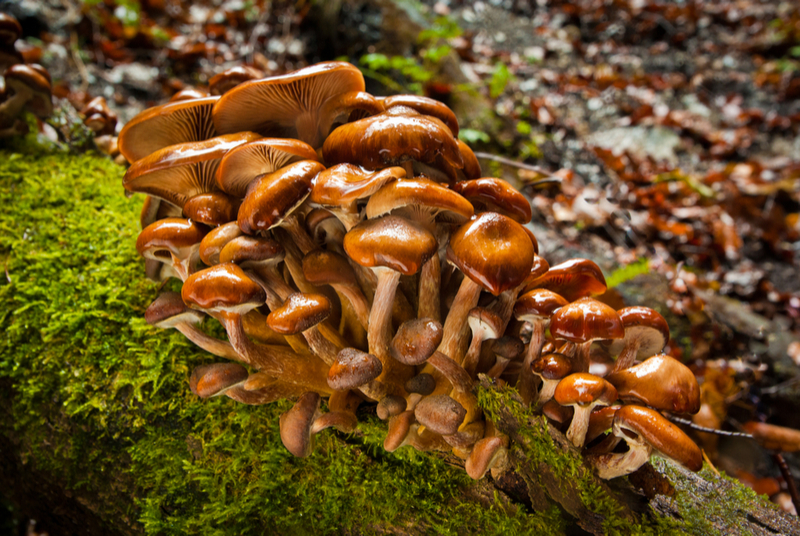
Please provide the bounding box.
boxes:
[213,62,365,148]
[390,318,443,366]
[606,306,670,360]
[267,292,331,335]
[0,14,22,46]
[216,138,319,198]
[322,107,463,172]
[118,96,220,163]
[615,405,702,472]
[199,221,242,266]
[550,298,624,344]
[414,394,466,436]
[183,192,239,226]
[145,291,204,328]
[209,65,265,96]
[181,263,266,315]
[4,64,52,119]
[532,353,573,381]
[554,373,617,408]
[327,348,383,391]
[514,288,569,323]
[344,215,437,276]
[190,363,249,398]
[136,218,209,261]
[447,212,534,296]
[383,94,459,136]
[365,178,474,225]
[465,436,509,480]
[237,160,325,235]
[605,354,700,415]
[453,178,532,224]
[219,235,284,267]
[80,96,118,135]
[280,392,321,457]
[525,258,608,301]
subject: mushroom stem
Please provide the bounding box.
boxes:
[282,212,318,255]
[611,338,642,373]
[174,322,242,362]
[587,443,652,480]
[566,406,592,448]
[439,276,483,361]
[219,313,332,394]
[418,253,441,322]
[369,268,413,388]
[0,91,31,123]
[518,321,546,405]
[575,341,592,373]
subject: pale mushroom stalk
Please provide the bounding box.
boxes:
[518,321,546,404]
[418,253,441,322]
[175,322,242,361]
[589,443,652,480]
[438,276,483,360]
[369,268,403,371]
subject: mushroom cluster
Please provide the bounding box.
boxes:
[0,13,53,138]
[123,60,703,481]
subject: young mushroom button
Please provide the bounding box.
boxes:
[554,373,618,448]
[607,306,670,373]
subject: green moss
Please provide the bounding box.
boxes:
[0,151,556,534]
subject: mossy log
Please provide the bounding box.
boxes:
[0,150,798,535]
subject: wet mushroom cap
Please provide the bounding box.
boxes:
[414,394,467,436]
[614,404,702,472]
[390,318,443,366]
[554,373,617,407]
[267,292,331,335]
[181,263,266,314]
[310,164,406,209]
[525,258,607,301]
[532,353,573,381]
[190,363,249,398]
[365,178,474,223]
[447,212,534,296]
[605,354,700,415]
[237,160,325,235]
[550,297,624,343]
[4,64,53,119]
[0,13,22,46]
[213,61,365,147]
[606,306,670,359]
[145,291,204,327]
[344,215,438,276]
[327,348,383,390]
[183,192,239,226]
[302,249,359,288]
[514,288,569,322]
[742,422,800,452]
[136,218,209,260]
[209,65,265,95]
[216,138,319,198]
[453,178,532,224]
[383,94,459,136]
[219,235,284,266]
[118,96,220,163]
[199,221,243,266]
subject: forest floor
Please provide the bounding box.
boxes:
[3,0,800,526]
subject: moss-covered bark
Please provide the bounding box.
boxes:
[0,149,797,535]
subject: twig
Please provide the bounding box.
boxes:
[773,452,800,515]
[473,152,560,182]
[666,414,754,438]
[70,32,91,93]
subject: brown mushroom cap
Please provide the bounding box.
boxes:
[213,62,365,148]
[447,212,534,296]
[550,297,624,344]
[219,235,284,267]
[327,347,383,391]
[614,404,702,472]
[406,373,436,396]
[532,353,573,381]
[190,363,249,398]
[169,88,210,102]
[4,64,52,119]
[742,422,800,452]
[216,138,319,198]
[453,178,532,224]
[136,218,209,262]
[280,392,321,457]
[465,436,508,480]
[414,394,467,436]
[145,291,204,328]
[514,288,569,323]
[606,306,670,359]
[525,258,607,301]
[390,318,443,366]
[302,249,358,288]
[605,354,700,415]
[467,307,504,341]
[457,140,482,180]
[383,94,459,137]
[344,215,437,276]
[118,96,220,163]
[199,221,243,266]
[322,107,463,172]
[181,263,266,315]
[267,292,331,335]
[183,192,239,226]
[209,65,265,96]
[0,14,22,46]
[80,96,118,135]
[554,373,617,408]
[237,160,325,235]
[123,132,261,209]
[365,178,474,224]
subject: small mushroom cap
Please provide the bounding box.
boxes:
[213,61,365,147]
[209,65,265,95]
[322,107,463,171]
[267,292,331,334]
[237,160,325,235]
[586,405,620,444]
[384,410,416,451]
[302,249,358,288]
[457,140,482,180]
[0,13,22,46]
[4,64,52,119]
[447,212,534,296]
[118,96,220,163]
[80,96,117,135]
[182,263,266,315]
[311,164,406,209]
[614,404,702,472]
[414,394,467,436]
[741,422,800,452]
[525,258,607,301]
[136,218,209,260]
[190,363,248,398]
[377,395,408,421]
[327,348,383,391]
[485,336,525,360]
[280,392,321,457]
[532,353,573,381]
[467,307,504,340]
[199,221,242,266]
[527,253,549,280]
[183,192,239,226]
[383,94,459,136]
[605,354,700,415]
[514,288,569,323]
[219,235,284,268]
[365,178,474,224]
[465,436,508,480]
[554,373,617,408]
[606,306,670,359]
[405,373,436,396]
[453,178,532,224]
[390,318,443,366]
[550,297,624,344]
[123,132,261,209]
[344,215,437,276]
[145,291,204,327]
[216,138,319,198]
